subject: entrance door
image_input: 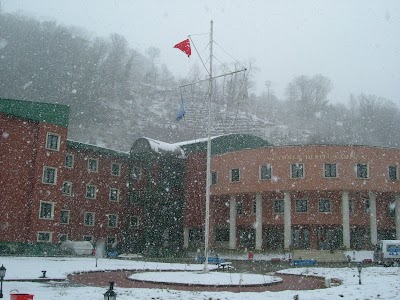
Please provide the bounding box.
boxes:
[318,226,343,250]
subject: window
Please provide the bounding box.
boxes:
[274,200,284,214]
[39,201,54,220]
[65,154,74,168]
[231,168,240,182]
[107,236,117,245]
[236,201,243,214]
[42,166,57,185]
[129,190,143,204]
[252,200,257,214]
[296,199,308,213]
[84,212,95,226]
[215,228,229,242]
[324,163,337,178]
[58,234,68,242]
[319,198,331,213]
[109,188,120,202]
[88,158,98,172]
[291,163,304,179]
[389,166,398,181]
[46,133,60,151]
[356,163,369,179]
[111,163,121,176]
[86,185,97,199]
[37,231,52,242]
[132,165,142,180]
[349,199,354,214]
[108,214,118,228]
[211,171,218,185]
[62,181,72,196]
[260,164,272,180]
[128,216,140,229]
[60,210,70,224]
[363,198,370,213]
[388,202,396,218]
[83,235,93,242]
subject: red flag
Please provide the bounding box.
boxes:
[173,38,191,57]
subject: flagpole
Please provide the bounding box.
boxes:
[203,20,213,273]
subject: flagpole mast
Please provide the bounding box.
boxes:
[203,20,213,273]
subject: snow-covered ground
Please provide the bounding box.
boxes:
[0,253,399,300]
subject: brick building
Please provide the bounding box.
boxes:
[1,98,400,254]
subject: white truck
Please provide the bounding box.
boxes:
[373,240,400,267]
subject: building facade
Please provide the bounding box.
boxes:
[2,98,400,254]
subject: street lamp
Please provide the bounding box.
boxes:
[357,263,362,285]
[103,281,117,300]
[0,264,6,299]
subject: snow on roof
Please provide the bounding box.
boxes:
[144,137,185,158]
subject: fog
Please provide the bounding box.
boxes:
[2,0,400,103]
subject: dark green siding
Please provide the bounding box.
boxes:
[0,98,70,127]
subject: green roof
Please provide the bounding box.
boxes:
[0,98,70,127]
[67,140,129,158]
[179,134,271,155]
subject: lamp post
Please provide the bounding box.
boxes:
[103,281,117,300]
[357,263,362,285]
[0,264,6,299]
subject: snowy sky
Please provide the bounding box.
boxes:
[2,0,400,104]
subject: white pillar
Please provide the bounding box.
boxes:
[183,227,189,249]
[255,193,263,250]
[369,191,378,245]
[342,191,351,249]
[395,194,400,240]
[284,192,291,250]
[229,195,237,249]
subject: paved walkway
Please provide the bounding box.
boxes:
[69,270,328,292]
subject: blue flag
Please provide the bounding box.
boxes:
[176,94,186,121]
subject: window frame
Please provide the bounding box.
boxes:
[274,199,284,214]
[107,235,117,245]
[260,164,272,180]
[62,181,72,196]
[45,132,60,151]
[318,198,332,213]
[85,184,97,199]
[60,209,70,225]
[324,163,338,178]
[88,158,98,173]
[388,165,398,181]
[58,233,68,242]
[236,200,243,215]
[230,168,240,183]
[39,201,55,220]
[111,162,121,176]
[108,214,118,228]
[37,231,52,242]
[295,199,308,213]
[132,165,142,180]
[356,163,369,179]
[83,212,95,226]
[211,171,218,185]
[42,166,57,185]
[65,153,74,168]
[291,163,304,179]
[109,188,120,202]
[128,216,140,229]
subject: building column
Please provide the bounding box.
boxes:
[284,192,291,250]
[342,191,351,249]
[229,195,237,249]
[255,193,263,250]
[183,227,189,249]
[395,194,400,240]
[369,191,378,245]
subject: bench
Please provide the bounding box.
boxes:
[291,259,317,267]
[196,256,234,270]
